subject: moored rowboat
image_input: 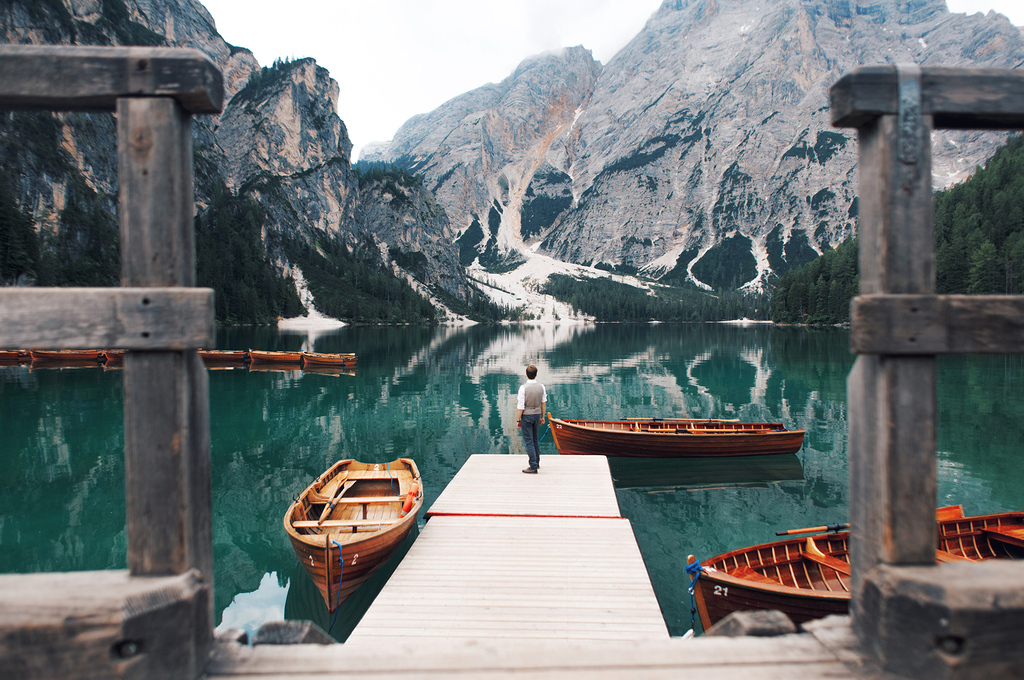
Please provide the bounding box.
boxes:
[198,349,249,365]
[248,349,302,365]
[283,458,422,612]
[547,415,805,458]
[29,349,103,363]
[691,505,1024,629]
[300,351,356,367]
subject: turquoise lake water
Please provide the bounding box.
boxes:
[1,323,1022,639]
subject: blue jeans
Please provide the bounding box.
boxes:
[521,413,541,469]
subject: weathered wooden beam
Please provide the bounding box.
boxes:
[0,570,209,680]
[0,45,222,113]
[119,97,197,286]
[117,95,214,665]
[859,561,1024,679]
[848,65,937,596]
[0,288,213,349]
[207,627,859,677]
[852,294,1024,354]
[831,65,1024,130]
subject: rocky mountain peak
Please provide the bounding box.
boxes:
[373,0,1024,294]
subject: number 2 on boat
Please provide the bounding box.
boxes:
[714,585,729,597]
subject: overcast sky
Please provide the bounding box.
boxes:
[198,1,1023,160]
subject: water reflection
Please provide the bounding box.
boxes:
[2,325,1022,639]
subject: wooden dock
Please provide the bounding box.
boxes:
[347,454,668,643]
[4,47,1021,679]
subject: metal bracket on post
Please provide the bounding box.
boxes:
[896,63,921,166]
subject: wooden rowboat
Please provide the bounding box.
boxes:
[101,349,126,366]
[283,458,422,612]
[198,349,249,365]
[300,351,357,367]
[0,349,30,363]
[248,349,303,365]
[29,349,103,363]
[691,505,1024,629]
[547,415,805,458]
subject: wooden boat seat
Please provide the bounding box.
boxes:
[981,525,1024,548]
[936,504,966,521]
[802,537,852,576]
[935,549,974,562]
[727,564,781,584]
[292,518,401,529]
[331,496,403,505]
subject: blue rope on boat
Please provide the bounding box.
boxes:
[685,558,703,631]
[538,425,549,443]
[328,539,343,635]
[386,461,397,495]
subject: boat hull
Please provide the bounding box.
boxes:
[694,509,1024,630]
[548,416,805,458]
[284,458,422,612]
[249,350,302,365]
[301,352,356,367]
[198,350,249,365]
[29,349,103,363]
[693,532,851,630]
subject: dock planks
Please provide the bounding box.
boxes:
[347,454,666,644]
[426,454,621,519]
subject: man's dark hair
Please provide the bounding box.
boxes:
[526,365,538,379]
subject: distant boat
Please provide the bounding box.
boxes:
[248,349,302,365]
[300,351,356,368]
[198,349,249,365]
[547,415,805,458]
[101,350,126,366]
[283,458,422,612]
[691,505,1024,629]
[29,349,103,363]
[0,349,30,363]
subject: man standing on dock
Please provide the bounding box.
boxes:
[516,365,547,474]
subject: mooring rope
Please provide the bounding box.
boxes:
[684,557,703,632]
[327,539,343,634]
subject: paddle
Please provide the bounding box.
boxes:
[317,472,352,524]
[775,522,849,536]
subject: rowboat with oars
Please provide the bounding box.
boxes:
[690,505,1024,629]
[547,415,805,458]
[29,349,103,363]
[249,349,303,365]
[301,352,357,368]
[283,458,422,612]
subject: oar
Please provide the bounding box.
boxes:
[317,473,352,524]
[775,522,849,536]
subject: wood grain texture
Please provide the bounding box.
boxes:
[831,65,1024,130]
[426,454,621,519]
[0,45,222,113]
[206,629,858,678]
[349,514,667,643]
[0,570,209,680]
[0,288,213,349]
[852,294,1024,354]
[118,97,196,287]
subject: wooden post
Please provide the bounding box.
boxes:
[118,97,213,606]
[0,46,221,680]
[847,67,938,603]
[833,64,1024,677]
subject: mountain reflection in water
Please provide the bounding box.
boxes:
[2,324,1022,638]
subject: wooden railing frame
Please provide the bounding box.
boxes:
[832,65,1024,678]
[0,46,221,680]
